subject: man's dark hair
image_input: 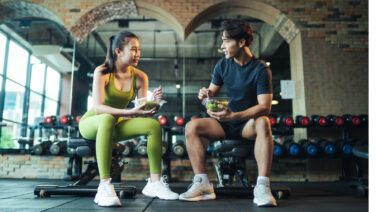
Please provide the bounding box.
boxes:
[221,19,254,47]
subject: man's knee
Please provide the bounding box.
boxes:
[185,120,199,139]
[255,116,271,136]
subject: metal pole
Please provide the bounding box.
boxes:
[182,48,185,118]
[69,40,76,115]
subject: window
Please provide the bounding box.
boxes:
[6,41,28,85]
[30,57,45,93]
[3,80,24,123]
[45,67,61,101]
[0,120,21,149]
[0,32,6,75]
[44,98,58,116]
[28,91,43,125]
[87,94,93,111]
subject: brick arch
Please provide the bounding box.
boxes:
[70,0,184,43]
[70,0,138,43]
[185,0,306,140]
[185,0,299,44]
[0,1,66,29]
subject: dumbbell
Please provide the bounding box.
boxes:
[135,139,148,156]
[316,138,337,157]
[42,116,57,126]
[299,139,319,157]
[277,115,294,127]
[49,140,67,155]
[172,140,186,157]
[33,140,52,155]
[333,138,353,156]
[58,115,73,126]
[174,116,185,126]
[310,115,328,127]
[326,115,344,127]
[158,115,168,126]
[342,114,361,126]
[162,141,169,156]
[358,114,368,125]
[295,115,311,127]
[268,115,277,127]
[120,140,135,157]
[273,142,284,158]
[283,138,301,157]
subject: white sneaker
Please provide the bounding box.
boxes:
[142,176,179,200]
[179,176,216,201]
[253,184,277,207]
[94,179,121,207]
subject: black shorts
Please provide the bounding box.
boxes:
[217,120,249,139]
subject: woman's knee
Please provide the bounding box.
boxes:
[99,113,117,125]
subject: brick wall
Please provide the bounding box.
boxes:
[0,0,368,51]
[1,154,352,182]
[301,32,368,115]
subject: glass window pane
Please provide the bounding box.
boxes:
[30,62,45,93]
[0,32,6,75]
[44,98,58,116]
[3,80,25,122]
[87,95,93,111]
[6,41,29,85]
[28,92,43,125]
[45,67,60,100]
[0,121,21,149]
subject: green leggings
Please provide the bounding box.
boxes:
[79,111,162,179]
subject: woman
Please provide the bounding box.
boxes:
[79,31,178,207]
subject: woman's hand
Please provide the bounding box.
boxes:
[130,103,158,117]
[152,86,163,101]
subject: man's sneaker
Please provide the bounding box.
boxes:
[94,179,121,207]
[142,176,179,200]
[253,183,277,207]
[179,176,216,201]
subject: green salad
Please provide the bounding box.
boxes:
[206,99,228,112]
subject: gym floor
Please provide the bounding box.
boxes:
[0,179,367,212]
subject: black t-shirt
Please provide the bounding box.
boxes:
[211,57,273,114]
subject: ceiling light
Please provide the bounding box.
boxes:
[272,100,279,105]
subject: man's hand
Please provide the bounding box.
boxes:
[198,87,211,101]
[207,104,235,122]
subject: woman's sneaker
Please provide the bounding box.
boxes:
[142,176,179,200]
[179,176,216,201]
[94,179,121,207]
[253,184,277,207]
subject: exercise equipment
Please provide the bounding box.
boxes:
[211,139,291,199]
[299,139,319,157]
[34,138,136,198]
[311,115,328,127]
[277,115,293,127]
[326,115,344,127]
[295,115,310,127]
[283,138,301,157]
[316,138,337,157]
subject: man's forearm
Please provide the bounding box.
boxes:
[232,104,270,121]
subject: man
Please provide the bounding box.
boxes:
[179,19,277,207]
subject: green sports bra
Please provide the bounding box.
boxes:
[104,68,136,109]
